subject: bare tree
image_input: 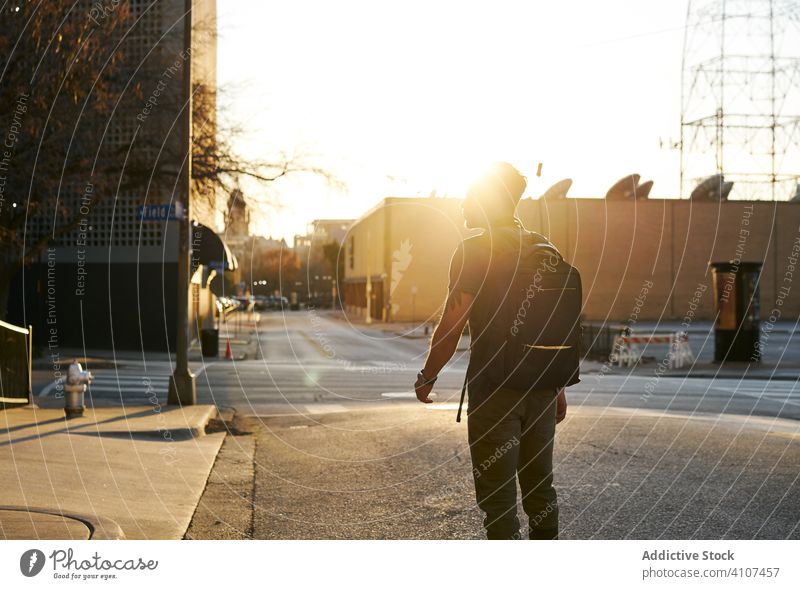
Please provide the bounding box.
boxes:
[0,2,132,317]
[137,83,344,221]
[0,1,339,320]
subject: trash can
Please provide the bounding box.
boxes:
[201,329,219,358]
[709,261,762,362]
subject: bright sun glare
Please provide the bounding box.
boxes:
[218,1,688,239]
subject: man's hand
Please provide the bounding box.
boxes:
[414,380,434,404]
[556,387,567,424]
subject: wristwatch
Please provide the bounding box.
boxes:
[416,369,438,386]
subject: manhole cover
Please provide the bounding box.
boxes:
[0,508,91,540]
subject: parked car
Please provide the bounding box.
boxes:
[233,296,254,312]
[215,297,239,316]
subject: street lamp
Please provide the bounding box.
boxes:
[168,0,196,406]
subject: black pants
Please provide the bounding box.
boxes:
[467,386,558,540]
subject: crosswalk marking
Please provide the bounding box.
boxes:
[39,379,62,396]
[425,403,461,410]
[36,363,800,420]
[87,373,170,398]
[381,392,437,398]
[40,371,172,397]
[92,376,170,382]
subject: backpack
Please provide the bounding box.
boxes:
[456,235,582,421]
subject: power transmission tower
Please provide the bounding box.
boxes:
[680,0,800,200]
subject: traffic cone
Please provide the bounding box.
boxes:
[225,338,233,361]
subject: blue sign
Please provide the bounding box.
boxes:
[136,204,178,221]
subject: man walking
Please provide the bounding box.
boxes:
[414,162,572,540]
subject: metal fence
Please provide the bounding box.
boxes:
[0,320,32,406]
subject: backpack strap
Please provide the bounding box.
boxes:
[456,371,468,423]
[513,228,562,259]
[521,241,563,262]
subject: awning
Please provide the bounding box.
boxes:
[191,222,238,272]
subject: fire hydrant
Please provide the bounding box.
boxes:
[64,362,93,419]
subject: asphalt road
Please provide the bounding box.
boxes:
[232,405,799,540]
[41,310,797,420]
[180,311,800,540]
[186,402,800,540]
[30,311,800,539]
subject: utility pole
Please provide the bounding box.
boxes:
[411,285,417,327]
[168,0,196,405]
[365,230,372,324]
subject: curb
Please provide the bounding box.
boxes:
[0,505,126,540]
[582,368,799,381]
[127,405,219,439]
[661,373,799,381]
[23,404,221,440]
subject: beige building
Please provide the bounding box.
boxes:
[342,197,800,324]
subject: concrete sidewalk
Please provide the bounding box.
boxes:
[0,403,222,540]
[581,358,800,381]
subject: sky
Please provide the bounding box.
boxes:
[217,0,690,240]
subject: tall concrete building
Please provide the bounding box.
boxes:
[10,0,232,353]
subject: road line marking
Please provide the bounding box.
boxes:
[194,362,213,378]
[91,377,171,383]
[87,386,167,394]
[299,330,338,360]
[381,392,437,398]
[756,392,800,398]
[733,391,800,407]
[711,386,800,397]
[425,403,462,410]
[39,379,63,397]
[304,404,347,414]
